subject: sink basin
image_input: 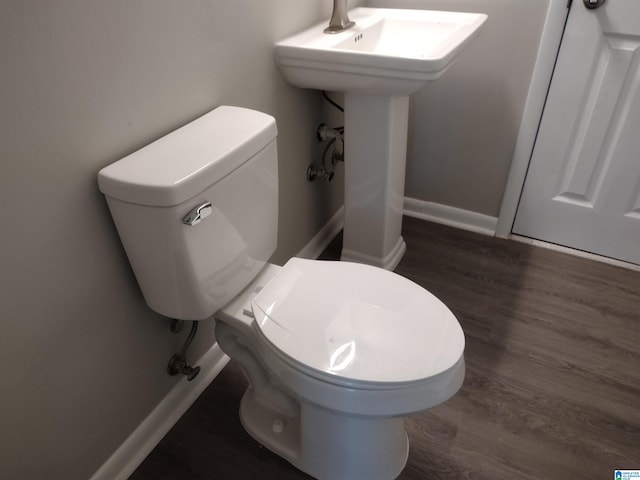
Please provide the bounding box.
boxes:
[274,7,486,270]
[274,7,487,95]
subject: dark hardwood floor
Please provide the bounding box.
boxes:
[131,217,640,480]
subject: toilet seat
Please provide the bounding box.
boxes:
[251,257,465,387]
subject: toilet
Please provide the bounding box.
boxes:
[97,106,465,480]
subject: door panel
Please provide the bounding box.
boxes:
[513,0,640,265]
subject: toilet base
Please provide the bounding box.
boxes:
[240,388,409,480]
[239,388,301,462]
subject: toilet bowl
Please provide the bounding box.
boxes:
[215,257,465,480]
[97,106,465,480]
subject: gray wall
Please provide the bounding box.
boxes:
[369,0,549,216]
[0,1,351,478]
[0,0,549,478]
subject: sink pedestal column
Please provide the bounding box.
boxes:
[341,93,409,270]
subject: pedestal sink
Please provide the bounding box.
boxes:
[275,7,487,269]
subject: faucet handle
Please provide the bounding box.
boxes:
[324,0,355,34]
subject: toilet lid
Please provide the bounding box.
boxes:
[251,258,465,385]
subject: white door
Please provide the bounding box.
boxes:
[513,0,640,265]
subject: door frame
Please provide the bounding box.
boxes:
[495,0,571,237]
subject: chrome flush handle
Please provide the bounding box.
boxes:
[182,201,213,226]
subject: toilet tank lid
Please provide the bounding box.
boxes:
[97,106,277,207]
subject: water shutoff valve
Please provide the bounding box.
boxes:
[317,124,343,142]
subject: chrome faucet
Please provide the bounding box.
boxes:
[324,0,355,34]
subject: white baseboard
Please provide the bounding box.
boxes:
[90,344,229,480]
[511,235,640,272]
[403,197,497,236]
[297,200,499,261]
[297,200,497,261]
[296,206,344,259]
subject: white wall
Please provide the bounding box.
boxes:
[0,1,357,478]
[367,0,551,217]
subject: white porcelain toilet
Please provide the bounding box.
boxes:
[98,106,465,480]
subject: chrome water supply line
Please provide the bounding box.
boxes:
[167,319,201,381]
[307,91,346,182]
[318,124,345,165]
[307,124,344,182]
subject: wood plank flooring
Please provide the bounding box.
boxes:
[131,217,640,479]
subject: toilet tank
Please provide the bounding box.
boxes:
[98,106,278,320]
